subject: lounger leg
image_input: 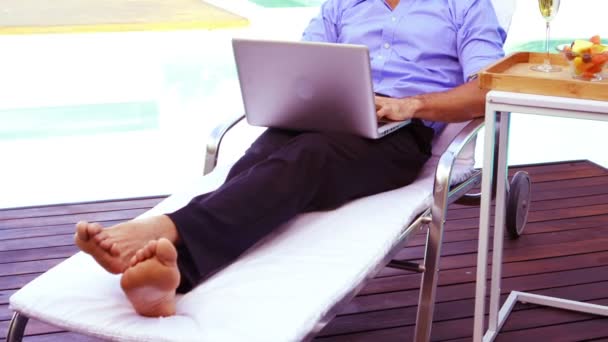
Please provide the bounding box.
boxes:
[6,312,29,342]
[414,168,452,341]
[414,218,445,341]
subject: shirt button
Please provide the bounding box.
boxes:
[384,43,390,49]
[378,55,383,59]
[391,16,396,22]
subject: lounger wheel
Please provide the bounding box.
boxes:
[506,171,531,240]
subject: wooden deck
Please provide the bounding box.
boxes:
[1,160,608,341]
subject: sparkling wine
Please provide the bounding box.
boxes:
[530,0,562,72]
[538,0,560,22]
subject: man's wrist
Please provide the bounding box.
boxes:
[408,95,426,120]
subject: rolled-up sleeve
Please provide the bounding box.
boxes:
[456,0,507,79]
[301,0,340,43]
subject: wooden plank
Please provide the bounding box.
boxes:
[360,271,608,327]
[0,197,164,221]
[409,211,608,247]
[510,174,608,192]
[318,298,608,341]
[14,332,103,341]
[0,273,40,291]
[0,290,16,305]
[501,299,608,332]
[341,264,608,318]
[0,318,63,339]
[526,167,608,183]
[0,311,102,341]
[0,245,77,264]
[465,162,606,189]
[508,203,608,223]
[0,208,150,230]
[379,220,608,279]
[319,272,608,336]
[447,192,608,220]
[0,220,123,241]
[0,233,75,252]
[359,251,608,298]
[448,211,608,236]
[0,304,12,320]
[448,169,608,211]
[488,174,608,193]
[444,199,608,231]
[506,160,595,176]
[530,182,608,202]
[430,306,600,341]
[380,231,608,280]
[495,318,608,341]
[444,301,606,338]
[0,259,63,277]
[396,225,608,261]
[442,211,608,233]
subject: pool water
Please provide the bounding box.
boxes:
[508,38,608,53]
[0,102,158,140]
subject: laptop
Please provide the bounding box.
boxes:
[231,38,410,139]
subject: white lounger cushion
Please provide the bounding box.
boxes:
[10,122,475,342]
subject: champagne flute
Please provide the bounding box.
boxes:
[531,0,562,72]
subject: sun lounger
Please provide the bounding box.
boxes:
[6,2,516,340]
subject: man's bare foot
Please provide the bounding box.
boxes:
[120,238,180,317]
[74,215,179,274]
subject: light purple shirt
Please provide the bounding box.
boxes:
[301,0,506,133]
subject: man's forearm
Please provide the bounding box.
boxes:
[411,81,489,123]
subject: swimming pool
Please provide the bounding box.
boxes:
[0,102,158,140]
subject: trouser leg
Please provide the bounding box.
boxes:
[170,128,298,290]
[225,129,300,181]
[174,128,297,218]
[168,122,434,292]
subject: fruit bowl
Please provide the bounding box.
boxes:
[561,36,608,81]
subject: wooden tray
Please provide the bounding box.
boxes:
[479,52,608,101]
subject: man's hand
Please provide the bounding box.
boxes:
[375,96,423,122]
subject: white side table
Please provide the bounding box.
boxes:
[473,90,608,342]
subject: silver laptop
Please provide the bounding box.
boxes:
[232,38,410,139]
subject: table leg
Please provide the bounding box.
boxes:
[488,112,511,336]
[473,107,497,342]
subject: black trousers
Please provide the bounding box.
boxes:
[167,121,434,292]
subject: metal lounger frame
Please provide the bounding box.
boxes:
[7,114,499,342]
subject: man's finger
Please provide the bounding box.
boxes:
[377,106,391,118]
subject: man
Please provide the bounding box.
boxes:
[75,0,506,317]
